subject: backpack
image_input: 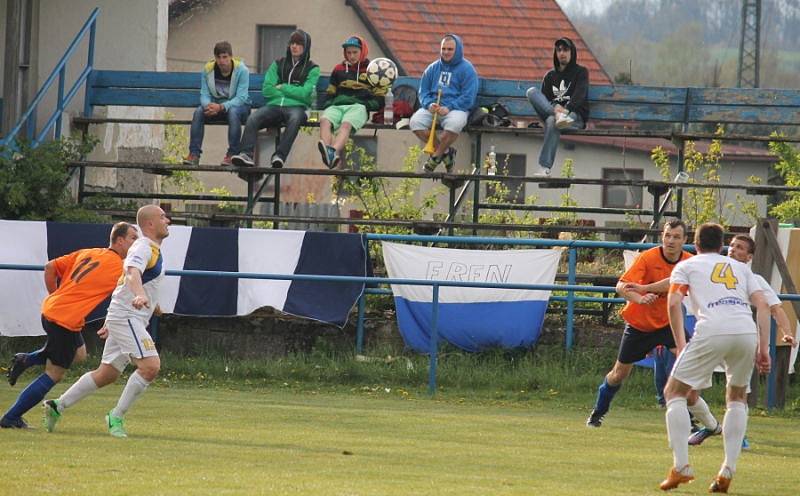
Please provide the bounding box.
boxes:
[470,102,512,127]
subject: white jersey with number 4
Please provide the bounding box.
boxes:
[670,253,761,337]
[105,235,164,324]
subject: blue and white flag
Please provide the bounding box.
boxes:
[382,242,561,353]
[0,220,367,336]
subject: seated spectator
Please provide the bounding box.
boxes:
[409,34,478,173]
[232,30,319,169]
[183,41,251,167]
[525,37,589,176]
[317,35,385,169]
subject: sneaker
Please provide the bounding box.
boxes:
[555,113,575,129]
[688,424,722,446]
[533,166,552,177]
[586,410,604,428]
[271,154,285,168]
[423,155,442,173]
[106,410,127,438]
[182,154,199,166]
[220,154,233,167]
[7,353,28,386]
[659,466,694,491]
[43,399,61,433]
[0,415,29,429]
[442,147,457,173]
[741,436,750,450]
[318,140,331,167]
[231,152,255,167]
[709,475,731,493]
[329,152,341,170]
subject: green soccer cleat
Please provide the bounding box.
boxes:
[106,410,127,438]
[42,399,62,433]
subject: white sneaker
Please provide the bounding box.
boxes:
[555,113,575,129]
[533,166,551,177]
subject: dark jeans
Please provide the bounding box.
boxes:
[189,104,250,156]
[239,105,307,160]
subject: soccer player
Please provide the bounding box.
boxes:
[587,220,694,427]
[43,204,170,438]
[659,223,770,492]
[0,222,138,428]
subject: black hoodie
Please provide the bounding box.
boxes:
[540,37,589,124]
[276,30,318,86]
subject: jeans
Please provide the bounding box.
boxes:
[189,104,250,156]
[238,105,307,160]
[526,87,584,169]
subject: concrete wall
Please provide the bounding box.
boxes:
[0,0,6,97]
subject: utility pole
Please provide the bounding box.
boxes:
[737,0,761,88]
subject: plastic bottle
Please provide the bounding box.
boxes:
[487,145,497,176]
[383,87,394,126]
[309,91,319,123]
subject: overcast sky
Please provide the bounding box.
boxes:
[555,0,613,15]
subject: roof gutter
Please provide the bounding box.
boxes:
[345,0,408,76]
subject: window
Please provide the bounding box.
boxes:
[256,26,296,73]
[602,168,644,208]
[486,153,526,204]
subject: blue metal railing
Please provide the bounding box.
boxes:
[0,8,98,149]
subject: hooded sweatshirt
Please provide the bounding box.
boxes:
[200,57,251,110]
[262,29,321,108]
[323,35,385,111]
[418,34,478,113]
[540,37,589,124]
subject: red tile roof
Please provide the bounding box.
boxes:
[348,0,611,84]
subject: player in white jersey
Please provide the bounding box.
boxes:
[658,223,771,493]
[42,205,170,438]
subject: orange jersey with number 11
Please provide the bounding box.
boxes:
[40,247,124,331]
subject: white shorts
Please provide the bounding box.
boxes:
[101,318,159,372]
[409,108,469,133]
[671,333,757,390]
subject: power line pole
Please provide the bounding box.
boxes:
[737,0,761,88]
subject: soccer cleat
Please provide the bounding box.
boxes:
[688,424,722,446]
[533,166,552,177]
[220,154,234,167]
[555,113,575,129]
[586,410,604,427]
[106,411,127,438]
[709,475,731,493]
[182,153,199,166]
[270,154,285,168]
[0,415,29,429]
[42,399,62,433]
[7,353,28,386]
[659,466,694,491]
[231,152,255,167]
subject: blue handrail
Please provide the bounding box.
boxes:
[0,8,98,149]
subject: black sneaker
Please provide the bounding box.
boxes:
[318,140,330,167]
[231,152,255,167]
[271,154,285,168]
[423,155,442,173]
[0,416,29,429]
[7,353,28,386]
[586,410,604,427]
[442,147,457,173]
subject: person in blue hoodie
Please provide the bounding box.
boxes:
[183,41,251,167]
[409,34,478,172]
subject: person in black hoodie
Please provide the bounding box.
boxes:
[526,37,589,176]
[232,30,320,169]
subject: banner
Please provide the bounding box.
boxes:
[0,221,367,336]
[382,242,561,353]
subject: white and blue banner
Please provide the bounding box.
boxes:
[382,242,561,353]
[0,220,367,337]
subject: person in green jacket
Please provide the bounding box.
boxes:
[232,30,319,169]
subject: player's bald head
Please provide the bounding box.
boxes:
[136,204,162,226]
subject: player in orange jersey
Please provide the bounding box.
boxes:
[1,222,138,428]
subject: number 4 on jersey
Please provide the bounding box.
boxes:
[710,262,738,289]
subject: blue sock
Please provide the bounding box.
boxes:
[593,377,621,416]
[2,373,56,421]
[24,348,47,366]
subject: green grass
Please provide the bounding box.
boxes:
[1,380,799,494]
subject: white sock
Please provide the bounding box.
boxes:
[666,398,691,469]
[722,401,748,474]
[688,396,719,431]
[111,371,150,418]
[58,372,99,411]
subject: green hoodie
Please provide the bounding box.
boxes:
[261,29,320,108]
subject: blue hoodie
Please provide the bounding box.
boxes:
[418,34,478,112]
[200,57,251,110]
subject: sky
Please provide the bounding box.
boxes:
[555,0,613,15]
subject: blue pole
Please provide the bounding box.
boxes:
[54,66,66,141]
[83,18,97,117]
[428,284,440,396]
[767,318,777,409]
[566,248,577,351]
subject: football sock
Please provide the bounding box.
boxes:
[722,401,747,473]
[58,372,99,411]
[666,397,691,469]
[111,371,150,418]
[3,373,56,420]
[593,377,621,415]
[687,396,719,430]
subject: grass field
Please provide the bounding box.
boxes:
[1,380,798,495]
